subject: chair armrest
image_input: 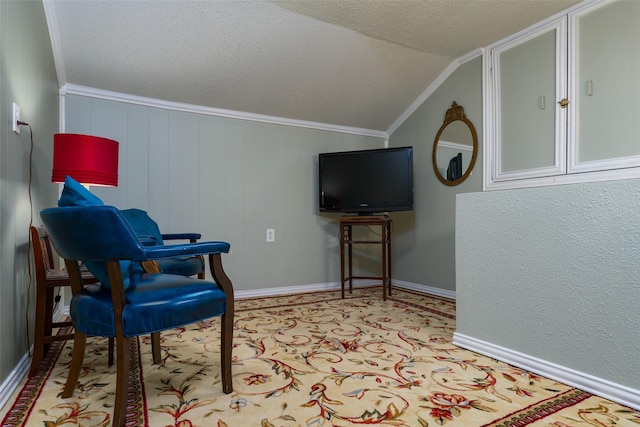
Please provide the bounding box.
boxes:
[138,236,158,246]
[161,233,201,241]
[143,241,230,260]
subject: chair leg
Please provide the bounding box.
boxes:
[30,279,58,378]
[112,334,130,427]
[62,332,87,398]
[198,255,205,279]
[42,287,55,355]
[29,286,48,378]
[108,337,115,367]
[221,313,233,394]
[151,332,161,364]
[209,253,234,394]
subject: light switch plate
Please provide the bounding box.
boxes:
[266,228,275,242]
[12,102,20,134]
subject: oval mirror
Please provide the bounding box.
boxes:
[432,101,478,186]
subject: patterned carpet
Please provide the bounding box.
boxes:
[2,287,638,426]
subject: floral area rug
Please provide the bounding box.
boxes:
[2,287,638,426]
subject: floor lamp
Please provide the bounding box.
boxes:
[29,133,120,376]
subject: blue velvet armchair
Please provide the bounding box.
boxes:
[41,205,234,427]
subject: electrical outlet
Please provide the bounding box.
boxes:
[266,228,275,242]
[12,102,20,134]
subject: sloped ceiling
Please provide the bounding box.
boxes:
[45,0,580,133]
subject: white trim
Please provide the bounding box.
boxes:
[59,300,69,317]
[58,280,454,312]
[234,279,455,300]
[39,280,459,308]
[485,0,596,53]
[0,310,66,411]
[49,281,456,307]
[42,281,455,309]
[453,332,640,411]
[60,84,387,139]
[483,161,640,191]
[569,155,640,174]
[391,279,456,300]
[0,353,29,411]
[483,0,640,191]
[236,280,365,299]
[438,140,473,153]
[42,0,66,88]
[567,0,640,175]
[483,45,495,190]
[486,17,568,188]
[386,48,483,136]
[58,91,65,132]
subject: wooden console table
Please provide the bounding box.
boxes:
[339,215,392,300]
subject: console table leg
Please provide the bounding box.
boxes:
[382,228,387,301]
[387,224,392,297]
[340,225,346,299]
[338,216,392,300]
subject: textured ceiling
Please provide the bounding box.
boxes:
[45,0,580,133]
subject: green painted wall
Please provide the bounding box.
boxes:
[0,0,59,388]
[388,57,483,292]
[456,179,640,391]
[64,94,385,292]
[6,0,636,408]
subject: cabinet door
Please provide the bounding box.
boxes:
[492,19,567,181]
[570,0,640,172]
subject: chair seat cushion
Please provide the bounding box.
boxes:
[157,256,204,277]
[70,273,227,337]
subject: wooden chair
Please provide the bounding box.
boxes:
[28,226,108,377]
[41,205,234,427]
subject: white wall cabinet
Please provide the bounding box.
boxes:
[484,0,640,190]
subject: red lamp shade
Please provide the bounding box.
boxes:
[51,133,119,186]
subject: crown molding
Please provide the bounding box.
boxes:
[43,0,66,88]
[60,84,387,139]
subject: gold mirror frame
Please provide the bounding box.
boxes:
[432,101,478,186]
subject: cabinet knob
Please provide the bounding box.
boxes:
[558,98,569,108]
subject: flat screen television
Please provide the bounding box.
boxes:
[318,146,414,215]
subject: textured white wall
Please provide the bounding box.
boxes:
[456,178,640,390]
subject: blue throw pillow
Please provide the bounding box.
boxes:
[57,175,105,207]
[57,176,132,289]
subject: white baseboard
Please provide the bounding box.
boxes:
[391,279,456,300]
[234,279,456,300]
[0,351,30,411]
[453,332,640,411]
[235,280,345,299]
[56,279,455,304]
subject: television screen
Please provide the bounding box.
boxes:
[318,146,414,215]
[447,152,462,181]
